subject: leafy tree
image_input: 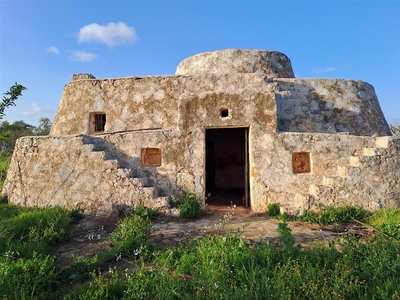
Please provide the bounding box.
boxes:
[0,83,27,120]
[34,117,52,136]
[389,119,400,137]
[0,120,35,151]
[0,83,27,152]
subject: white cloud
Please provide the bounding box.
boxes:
[22,103,42,116]
[311,67,337,74]
[46,46,59,54]
[77,22,138,47]
[69,50,97,62]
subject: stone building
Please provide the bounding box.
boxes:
[2,49,399,215]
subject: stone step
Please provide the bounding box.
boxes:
[129,177,149,187]
[151,196,169,210]
[116,168,133,178]
[141,187,157,199]
[89,150,106,160]
[103,159,119,169]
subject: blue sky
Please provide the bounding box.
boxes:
[1,0,399,126]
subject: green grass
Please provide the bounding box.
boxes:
[366,208,400,239]
[1,202,399,300]
[296,205,371,225]
[0,155,11,193]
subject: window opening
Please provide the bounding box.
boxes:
[220,109,229,118]
[93,113,106,132]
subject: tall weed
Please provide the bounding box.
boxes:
[298,205,370,225]
[367,208,400,239]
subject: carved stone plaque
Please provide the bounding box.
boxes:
[292,152,311,173]
[141,148,162,167]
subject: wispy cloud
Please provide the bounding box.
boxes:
[45,46,59,54]
[22,103,42,116]
[77,22,138,47]
[311,67,337,74]
[69,50,97,62]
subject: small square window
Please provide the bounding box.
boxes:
[90,113,106,133]
[141,148,162,167]
[220,109,229,118]
[292,152,311,173]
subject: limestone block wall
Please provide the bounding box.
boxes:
[251,133,400,213]
[50,73,274,136]
[274,78,391,136]
[3,131,399,214]
[1,135,171,215]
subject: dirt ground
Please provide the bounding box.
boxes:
[52,206,373,267]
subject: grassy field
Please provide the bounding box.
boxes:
[0,202,399,300]
[0,155,11,193]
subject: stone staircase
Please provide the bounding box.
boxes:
[81,135,169,211]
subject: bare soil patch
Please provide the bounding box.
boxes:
[52,207,373,266]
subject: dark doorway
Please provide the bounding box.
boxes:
[205,128,249,208]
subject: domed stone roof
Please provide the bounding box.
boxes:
[176,49,295,79]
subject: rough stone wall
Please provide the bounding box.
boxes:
[251,133,400,213]
[176,49,295,79]
[51,74,390,138]
[274,78,392,136]
[3,132,399,214]
[50,73,276,136]
[5,49,398,215]
[2,135,170,215]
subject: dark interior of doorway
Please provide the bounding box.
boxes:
[205,128,249,208]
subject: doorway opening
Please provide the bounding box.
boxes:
[205,127,249,208]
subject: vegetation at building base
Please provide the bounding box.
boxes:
[171,191,204,219]
[0,202,399,300]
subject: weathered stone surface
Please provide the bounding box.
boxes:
[2,135,169,214]
[3,49,399,215]
[176,49,295,79]
[71,73,96,81]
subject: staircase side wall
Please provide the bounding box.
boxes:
[1,135,166,215]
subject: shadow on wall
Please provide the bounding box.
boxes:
[83,135,182,198]
[1,135,186,215]
[274,79,392,136]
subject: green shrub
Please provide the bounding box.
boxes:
[175,192,203,219]
[132,205,160,220]
[298,205,370,225]
[266,203,280,217]
[108,210,152,257]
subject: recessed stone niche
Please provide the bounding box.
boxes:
[141,148,162,167]
[292,152,311,173]
[220,109,229,118]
